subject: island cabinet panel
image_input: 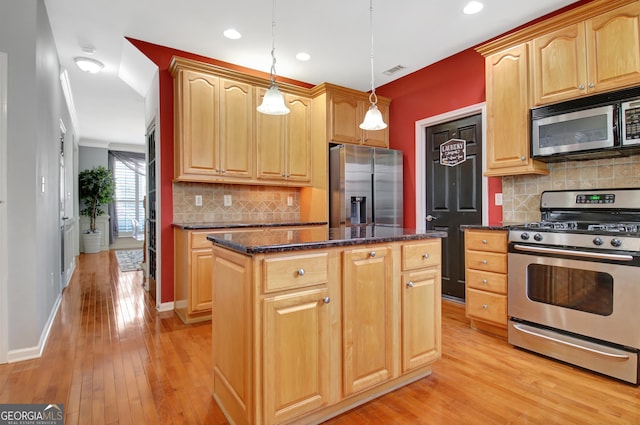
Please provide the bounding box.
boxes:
[263,288,331,425]
[342,246,394,395]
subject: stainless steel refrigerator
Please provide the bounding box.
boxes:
[329,144,403,228]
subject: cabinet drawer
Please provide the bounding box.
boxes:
[263,252,329,292]
[465,230,507,253]
[466,250,507,274]
[191,231,212,249]
[466,288,507,326]
[402,240,441,271]
[466,269,507,294]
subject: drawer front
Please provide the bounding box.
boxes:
[465,230,507,253]
[402,239,441,271]
[264,252,329,292]
[466,269,507,294]
[191,231,212,249]
[466,250,507,274]
[466,288,507,325]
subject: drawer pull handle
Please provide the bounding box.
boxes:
[481,259,488,265]
[482,279,488,284]
[297,268,305,276]
[482,304,489,309]
[323,297,331,304]
[369,251,376,258]
[422,253,430,260]
[482,239,488,244]
[407,281,414,288]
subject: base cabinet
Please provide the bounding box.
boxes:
[211,238,442,425]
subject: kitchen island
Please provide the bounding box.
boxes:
[207,225,446,425]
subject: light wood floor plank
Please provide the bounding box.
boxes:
[0,251,639,424]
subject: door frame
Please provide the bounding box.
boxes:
[0,51,8,363]
[414,102,488,230]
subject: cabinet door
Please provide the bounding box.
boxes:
[342,246,393,395]
[330,92,362,144]
[285,94,312,183]
[402,268,441,372]
[219,78,254,179]
[531,24,587,105]
[256,88,286,181]
[485,44,548,176]
[362,100,389,148]
[586,2,640,94]
[178,69,220,176]
[191,248,213,313]
[263,288,330,425]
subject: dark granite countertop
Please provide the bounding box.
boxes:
[172,221,327,230]
[206,225,448,254]
[460,223,524,231]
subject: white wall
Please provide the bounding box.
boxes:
[0,0,76,359]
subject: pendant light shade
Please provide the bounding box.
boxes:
[257,0,290,115]
[359,0,387,131]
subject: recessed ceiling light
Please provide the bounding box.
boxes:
[463,1,484,15]
[223,28,242,40]
[74,57,104,73]
[296,52,311,61]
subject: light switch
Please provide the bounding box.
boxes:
[195,195,202,206]
[495,193,503,206]
[224,194,232,206]
[287,196,293,206]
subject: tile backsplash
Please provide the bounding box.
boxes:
[173,182,300,223]
[501,155,640,224]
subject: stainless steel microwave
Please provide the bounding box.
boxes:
[530,86,640,161]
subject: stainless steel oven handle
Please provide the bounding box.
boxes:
[512,324,630,360]
[512,244,634,261]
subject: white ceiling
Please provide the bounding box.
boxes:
[44,0,579,147]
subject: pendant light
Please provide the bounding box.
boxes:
[359,0,387,131]
[257,0,290,115]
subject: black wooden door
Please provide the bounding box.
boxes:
[425,114,482,300]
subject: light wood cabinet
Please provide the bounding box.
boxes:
[172,64,254,183]
[484,44,548,177]
[174,229,214,323]
[342,246,394,395]
[464,229,508,336]
[256,91,312,185]
[531,2,640,105]
[328,88,390,148]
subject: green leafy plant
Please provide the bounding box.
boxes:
[79,166,116,233]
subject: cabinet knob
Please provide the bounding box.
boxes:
[520,156,526,161]
[589,82,595,88]
[297,268,305,276]
[281,173,286,177]
[369,251,376,258]
[482,304,489,309]
[482,279,488,284]
[481,239,488,244]
[422,253,430,260]
[481,259,488,265]
[221,169,226,174]
[579,84,585,90]
[323,296,331,304]
[407,281,414,288]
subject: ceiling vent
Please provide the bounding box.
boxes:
[383,65,407,76]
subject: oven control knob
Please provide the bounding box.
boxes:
[611,238,622,247]
[533,233,543,242]
[593,237,604,246]
[520,232,530,241]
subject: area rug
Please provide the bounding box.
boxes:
[115,249,143,272]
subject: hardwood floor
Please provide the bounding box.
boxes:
[1,251,638,424]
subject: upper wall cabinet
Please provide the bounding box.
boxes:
[256,90,312,185]
[328,87,390,148]
[531,2,640,106]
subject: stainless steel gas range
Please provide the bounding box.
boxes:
[507,188,640,384]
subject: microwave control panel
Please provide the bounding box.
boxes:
[622,100,640,145]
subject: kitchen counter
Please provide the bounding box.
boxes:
[206,225,447,254]
[172,220,327,230]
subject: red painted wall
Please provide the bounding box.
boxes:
[127,38,312,304]
[376,48,503,226]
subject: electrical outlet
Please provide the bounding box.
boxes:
[495,193,503,206]
[195,195,202,206]
[224,194,232,206]
[287,196,293,206]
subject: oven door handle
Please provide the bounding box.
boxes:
[512,244,635,261]
[512,324,630,360]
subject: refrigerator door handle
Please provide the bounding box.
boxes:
[426,214,437,222]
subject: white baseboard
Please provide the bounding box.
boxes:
[157,301,174,313]
[6,293,62,363]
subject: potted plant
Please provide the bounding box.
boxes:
[79,166,115,253]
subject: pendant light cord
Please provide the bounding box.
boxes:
[269,0,278,85]
[368,0,378,106]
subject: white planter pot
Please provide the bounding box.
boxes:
[83,231,102,254]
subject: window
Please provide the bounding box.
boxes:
[113,155,146,235]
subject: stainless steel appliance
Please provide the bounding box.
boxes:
[329,144,403,228]
[507,188,640,384]
[530,85,640,161]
